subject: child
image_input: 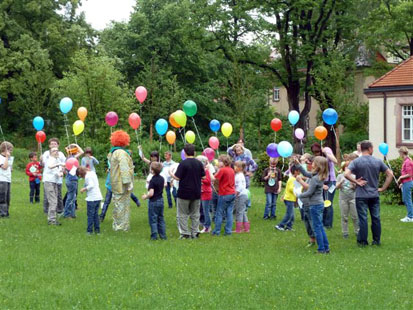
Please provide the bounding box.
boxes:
[0,142,14,218]
[212,155,236,236]
[275,165,300,231]
[63,144,83,218]
[297,156,330,254]
[81,147,99,172]
[162,151,176,208]
[262,157,282,219]
[25,152,42,204]
[234,161,249,233]
[77,166,103,235]
[197,155,214,233]
[336,156,359,238]
[142,162,167,240]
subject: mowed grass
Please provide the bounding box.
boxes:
[0,171,412,309]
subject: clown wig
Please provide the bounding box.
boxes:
[110,130,130,147]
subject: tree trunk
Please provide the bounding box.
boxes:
[149,122,153,142]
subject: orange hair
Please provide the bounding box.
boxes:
[110,130,130,147]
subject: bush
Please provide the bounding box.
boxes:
[379,156,404,205]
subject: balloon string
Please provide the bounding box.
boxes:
[0,124,5,141]
[74,135,78,146]
[274,132,276,143]
[385,157,399,186]
[82,131,85,147]
[159,135,162,152]
[226,138,228,150]
[134,129,139,145]
[139,105,143,142]
[178,128,185,143]
[110,127,113,135]
[192,117,204,150]
[63,114,70,146]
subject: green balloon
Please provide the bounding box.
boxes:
[183,100,197,117]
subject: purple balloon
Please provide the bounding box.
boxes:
[181,149,186,161]
[266,143,280,158]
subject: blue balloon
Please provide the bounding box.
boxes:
[288,110,300,126]
[266,143,280,158]
[209,119,221,132]
[33,116,44,131]
[379,143,389,156]
[277,141,293,158]
[155,118,168,136]
[59,97,73,114]
[322,108,338,125]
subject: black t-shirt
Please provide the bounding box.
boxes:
[175,158,205,200]
[148,174,164,202]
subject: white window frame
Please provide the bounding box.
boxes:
[402,105,413,142]
[273,87,280,101]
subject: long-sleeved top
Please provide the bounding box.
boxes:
[109,148,134,195]
[26,161,42,182]
[42,150,66,184]
[84,171,103,201]
[297,173,325,206]
[81,156,99,172]
[227,148,257,188]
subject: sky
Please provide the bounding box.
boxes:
[79,0,136,30]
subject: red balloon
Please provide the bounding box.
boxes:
[65,158,79,171]
[105,111,118,127]
[208,136,219,150]
[203,148,215,161]
[135,86,147,104]
[35,131,46,143]
[271,118,282,132]
[128,113,141,130]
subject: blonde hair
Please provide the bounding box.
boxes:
[312,156,329,181]
[234,160,246,171]
[0,141,13,153]
[218,154,232,167]
[196,155,209,167]
[399,146,409,156]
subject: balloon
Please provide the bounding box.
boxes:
[135,86,147,103]
[181,149,186,161]
[379,143,389,156]
[277,141,293,158]
[314,126,328,141]
[288,110,300,126]
[209,119,221,132]
[266,143,280,158]
[183,100,197,117]
[77,107,88,121]
[105,112,118,127]
[73,120,84,136]
[155,118,168,136]
[65,158,79,171]
[203,148,215,161]
[209,136,220,150]
[59,97,73,114]
[324,200,332,208]
[271,118,282,132]
[174,110,187,127]
[128,113,141,130]
[33,116,44,131]
[169,113,181,128]
[295,128,305,140]
[185,130,196,143]
[221,122,233,138]
[166,131,176,145]
[322,108,338,125]
[35,131,46,143]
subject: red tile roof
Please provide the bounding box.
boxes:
[369,56,413,88]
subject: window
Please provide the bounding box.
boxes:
[402,105,413,142]
[273,87,280,101]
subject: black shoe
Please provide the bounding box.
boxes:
[357,241,368,247]
[100,217,104,223]
[192,232,200,239]
[263,216,270,220]
[372,241,381,246]
[179,235,190,240]
[270,215,277,220]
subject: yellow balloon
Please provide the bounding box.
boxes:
[221,122,233,138]
[185,130,196,144]
[174,110,187,127]
[73,120,85,136]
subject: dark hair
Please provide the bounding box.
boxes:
[184,144,195,156]
[290,165,299,174]
[84,147,93,155]
[310,143,322,153]
[76,166,87,178]
[29,152,37,159]
[48,138,60,145]
[237,138,245,143]
[218,154,232,166]
[360,140,373,152]
[151,162,163,175]
[150,151,160,161]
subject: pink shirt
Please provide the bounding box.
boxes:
[401,157,413,183]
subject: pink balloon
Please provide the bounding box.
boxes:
[295,128,305,140]
[203,148,215,161]
[135,86,147,104]
[105,111,118,127]
[65,158,79,171]
[128,113,141,130]
[208,136,219,150]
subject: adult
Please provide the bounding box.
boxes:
[345,140,393,246]
[235,138,253,159]
[397,146,413,222]
[162,151,176,208]
[227,143,257,189]
[109,130,134,231]
[353,142,362,157]
[311,143,337,229]
[170,144,205,239]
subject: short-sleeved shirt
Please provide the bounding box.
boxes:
[215,166,235,196]
[175,158,205,200]
[262,167,282,194]
[148,174,165,202]
[235,172,247,196]
[0,155,12,183]
[348,155,388,198]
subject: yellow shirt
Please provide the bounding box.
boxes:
[284,176,297,202]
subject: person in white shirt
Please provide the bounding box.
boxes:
[234,160,250,233]
[0,141,14,218]
[77,166,103,235]
[162,151,175,208]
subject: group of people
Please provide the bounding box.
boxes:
[0,131,411,252]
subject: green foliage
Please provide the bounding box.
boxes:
[252,151,287,187]
[379,156,404,205]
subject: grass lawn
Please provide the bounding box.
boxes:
[0,170,412,309]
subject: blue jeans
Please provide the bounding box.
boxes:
[278,200,295,229]
[148,198,166,240]
[402,181,413,218]
[310,203,330,252]
[87,200,101,233]
[29,180,40,203]
[356,197,381,245]
[213,194,235,235]
[165,182,173,208]
[264,193,277,217]
[323,181,336,228]
[63,178,77,218]
[201,200,212,228]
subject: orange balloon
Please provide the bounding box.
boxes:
[166,131,176,145]
[314,126,328,141]
[77,107,88,121]
[169,113,181,128]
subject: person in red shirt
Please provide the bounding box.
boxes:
[25,152,42,204]
[397,146,413,222]
[212,155,236,236]
[197,155,214,233]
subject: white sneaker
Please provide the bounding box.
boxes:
[400,216,413,222]
[200,227,207,233]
